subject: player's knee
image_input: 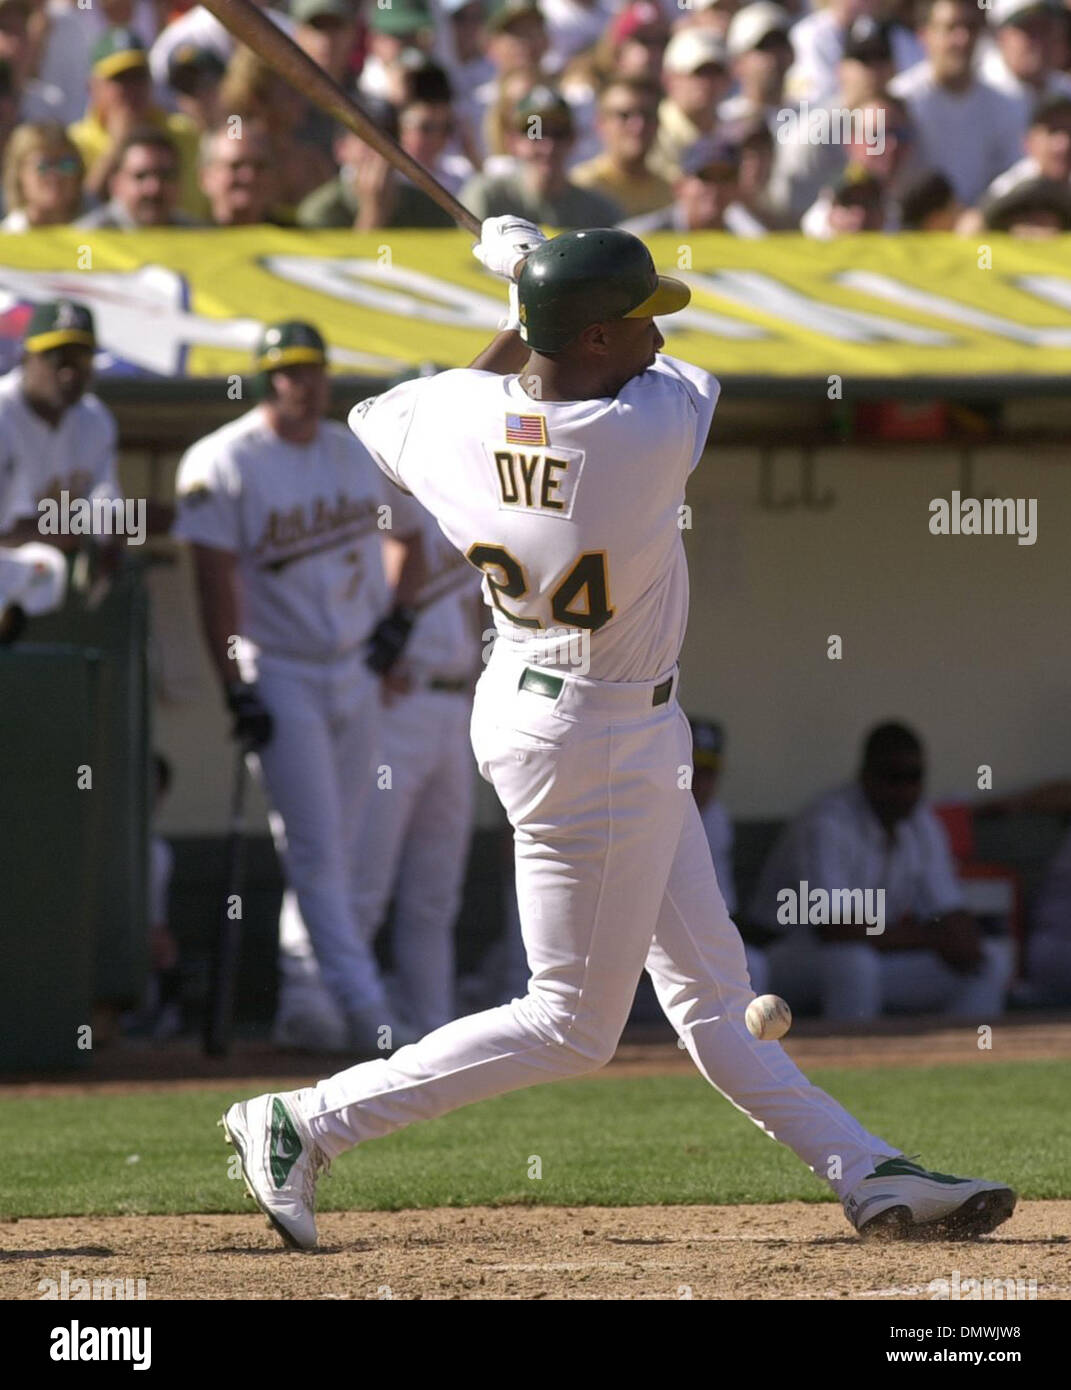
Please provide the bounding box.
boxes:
[517,993,619,1071]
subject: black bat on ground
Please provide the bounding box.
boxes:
[203,742,253,1057]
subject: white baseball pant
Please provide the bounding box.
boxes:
[253,648,389,1021]
[353,685,476,1035]
[299,648,898,1199]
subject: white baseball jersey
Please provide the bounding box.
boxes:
[404,510,482,681]
[749,782,966,930]
[173,406,418,662]
[349,355,720,682]
[0,367,120,532]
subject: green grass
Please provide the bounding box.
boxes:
[1,1061,1067,1219]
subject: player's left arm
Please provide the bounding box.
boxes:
[468,329,529,376]
[366,490,427,675]
[467,217,545,375]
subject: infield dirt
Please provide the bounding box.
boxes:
[3,1022,1069,1300]
[2,1201,1068,1300]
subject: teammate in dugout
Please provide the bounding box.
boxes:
[172,321,428,1056]
[280,377,485,1046]
[0,300,122,544]
[221,223,1015,1248]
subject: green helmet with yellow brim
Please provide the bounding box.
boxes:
[252,320,328,398]
[516,228,690,354]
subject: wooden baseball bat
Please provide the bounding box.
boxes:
[200,0,481,236]
[203,742,252,1056]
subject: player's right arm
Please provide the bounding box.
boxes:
[172,438,272,748]
[188,543,240,692]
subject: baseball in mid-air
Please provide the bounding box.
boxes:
[745,994,792,1041]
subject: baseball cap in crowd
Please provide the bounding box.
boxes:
[513,84,573,134]
[680,132,741,178]
[831,162,883,207]
[167,43,226,94]
[663,28,728,76]
[842,15,895,64]
[368,0,432,36]
[1031,91,1071,126]
[24,300,97,354]
[91,27,150,80]
[898,169,958,230]
[254,321,328,372]
[484,0,543,33]
[609,0,667,45]
[726,2,792,58]
[339,91,400,142]
[988,0,1060,27]
[984,176,1071,230]
[292,0,356,24]
[690,718,725,771]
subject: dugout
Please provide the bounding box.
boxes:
[1,230,1069,1059]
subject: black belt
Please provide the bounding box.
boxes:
[427,676,468,694]
[519,668,673,707]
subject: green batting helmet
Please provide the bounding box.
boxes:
[516,228,690,353]
[252,320,327,399]
[254,320,328,373]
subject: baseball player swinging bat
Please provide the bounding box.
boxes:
[199,0,480,236]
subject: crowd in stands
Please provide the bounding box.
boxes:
[0,0,1067,235]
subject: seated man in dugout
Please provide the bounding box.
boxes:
[749,721,1014,1022]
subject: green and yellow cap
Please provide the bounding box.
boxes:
[254,320,328,372]
[24,300,97,354]
[91,28,150,80]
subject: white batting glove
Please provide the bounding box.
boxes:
[472,216,546,282]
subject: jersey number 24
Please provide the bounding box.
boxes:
[467,543,613,631]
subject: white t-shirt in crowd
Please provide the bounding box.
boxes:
[888,62,1024,204]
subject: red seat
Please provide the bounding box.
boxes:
[934,802,1025,975]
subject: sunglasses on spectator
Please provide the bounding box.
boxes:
[693,163,738,184]
[33,155,80,176]
[220,156,270,172]
[523,122,573,140]
[128,165,179,182]
[402,118,455,135]
[604,106,656,123]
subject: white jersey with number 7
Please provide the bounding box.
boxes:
[348,354,720,683]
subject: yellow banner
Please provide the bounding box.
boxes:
[0,228,1068,380]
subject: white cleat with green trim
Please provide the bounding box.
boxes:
[845,1157,1016,1241]
[220,1092,329,1251]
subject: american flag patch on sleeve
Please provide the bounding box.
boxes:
[505,413,548,446]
